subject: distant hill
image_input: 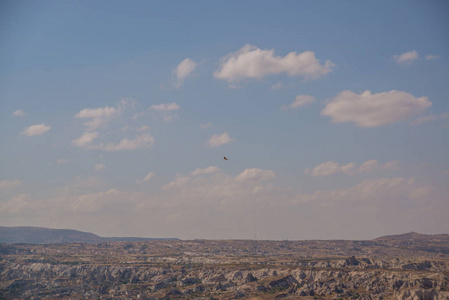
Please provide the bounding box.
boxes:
[374,232,449,241]
[0,226,178,244]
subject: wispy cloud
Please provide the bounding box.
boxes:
[173,58,197,88]
[425,54,440,60]
[270,83,284,90]
[12,109,26,117]
[57,159,68,164]
[281,95,315,111]
[191,166,220,176]
[410,112,449,125]
[150,102,180,111]
[305,160,398,176]
[200,123,212,129]
[20,124,51,136]
[75,106,120,130]
[321,90,431,127]
[0,180,23,190]
[393,50,419,65]
[143,172,155,182]
[72,133,155,151]
[94,163,106,171]
[214,44,334,84]
[71,131,100,148]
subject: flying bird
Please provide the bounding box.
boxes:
[224,156,229,160]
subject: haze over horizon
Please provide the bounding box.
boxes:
[1,1,448,241]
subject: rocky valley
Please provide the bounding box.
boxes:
[1,232,449,299]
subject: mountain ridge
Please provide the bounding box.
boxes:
[0,226,178,244]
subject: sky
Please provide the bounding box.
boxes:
[1,0,448,240]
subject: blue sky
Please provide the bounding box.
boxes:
[1,0,448,240]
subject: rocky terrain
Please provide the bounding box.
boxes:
[1,233,449,299]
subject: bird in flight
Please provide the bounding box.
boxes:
[224,156,229,160]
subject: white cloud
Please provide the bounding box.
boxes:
[143,172,155,182]
[321,90,431,127]
[214,44,334,83]
[150,102,180,111]
[306,160,398,176]
[191,166,220,176]
[13,109,26,117]
[94,163,106,171]
[281,95,315,110]
[20,124,51,136]
[207,132,234,148]
[394,50,419,65]
[75,106,121,130]
[72,99,154,152]
[0,180,23,190]
[173,58,197,88]
[425,54,440,60]
[71,131,99,148]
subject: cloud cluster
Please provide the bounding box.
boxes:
[71,100,155,151]
[2,165,444,240]
[162,167,276,198]
[393,50,440,65]
[75,106,122,130]
[321,90,431,127]
[305,160,398,176]
[150,102,181,122]
[214,44,334,83]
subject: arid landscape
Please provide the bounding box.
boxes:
[1,230,449,299]
[2,2,448,299]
